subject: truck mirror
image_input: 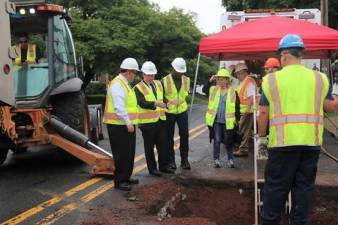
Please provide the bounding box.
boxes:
[8,46,18,59]
[5,0,15,14]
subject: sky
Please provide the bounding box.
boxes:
[148,0,225,34]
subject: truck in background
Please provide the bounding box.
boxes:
[219,8,322,72]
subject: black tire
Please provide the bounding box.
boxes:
[0,149,9,165]
[90,127,99,145]
[51,90,90,162]
[10,147,28,154]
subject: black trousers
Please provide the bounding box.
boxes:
[166,111,189,162]
[107,124,136,185]
[139,120,169,172]
[261,146,320,225]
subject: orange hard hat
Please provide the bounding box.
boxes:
[264,58,280,68]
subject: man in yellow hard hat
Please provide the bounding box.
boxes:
[205,69,240,168]
[258,34,337,225]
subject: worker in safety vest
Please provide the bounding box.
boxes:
[103,58,140,191]
[205,69,240,168]
[233,63,257,157]
[264,57,280,75]
[14,34,37,65]
[258,34,337,225]
[134,61,175,176]
[162,57,191,170]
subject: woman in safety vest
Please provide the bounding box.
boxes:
[205,69,240,168]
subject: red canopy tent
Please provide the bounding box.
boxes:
[199,16,338,60]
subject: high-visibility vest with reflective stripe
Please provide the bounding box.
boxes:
[15,44,36,65]
[163,74,190,114]
[262,64,329,147]
[134,80,166,124]
[103,76,139,125]
[237,76,256,113]
[154,80,166,120]
[205,86,236,130]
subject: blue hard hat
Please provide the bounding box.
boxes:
[278,34,304,51]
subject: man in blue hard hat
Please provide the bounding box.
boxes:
[258,34,337,225]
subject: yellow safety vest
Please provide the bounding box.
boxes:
[134,80,166,124]
[103,75,139,125]
[15,44,36,65]
[205,86,236,130]
[262,64,329,148]
[237,76,257,113]
[163,74,190,114]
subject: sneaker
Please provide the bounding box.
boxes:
[228,159,235,168]
[214,159,221,168]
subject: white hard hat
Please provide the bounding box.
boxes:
[234,63,248,73]
[141,61,157,75]
[171,57,187,73]
[120,58,140,71]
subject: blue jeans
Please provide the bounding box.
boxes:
[261,147,320,225]
[213,123,233,160]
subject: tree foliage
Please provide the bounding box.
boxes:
[222,0,337,29]
[50,0,218,85]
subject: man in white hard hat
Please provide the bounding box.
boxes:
[103,57,140,191]
[162,57,191,170]
[233,63,257,157]
[134,61,175,176]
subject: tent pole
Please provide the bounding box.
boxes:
[189,53,201,126]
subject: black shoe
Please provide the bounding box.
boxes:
[149,170,162,177]
[168,161,177,170]
[128,178,139,185]
[115,182,132,191]
[181,159,191,170]
[159,167,175,174]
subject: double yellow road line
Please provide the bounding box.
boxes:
[1,124,207,225]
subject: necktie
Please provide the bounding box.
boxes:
[150,83,157,98]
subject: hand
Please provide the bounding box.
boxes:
[155,100,166,108]
[333,83,338,96]
[126,124,135,133]
[209,75,216,82]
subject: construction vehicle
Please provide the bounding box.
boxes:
[0,0,114,176]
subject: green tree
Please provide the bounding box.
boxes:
[51,0,217,86]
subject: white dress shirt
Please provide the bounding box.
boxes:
[109,74,131,125]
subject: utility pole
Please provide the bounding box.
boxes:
[320,0,328,26]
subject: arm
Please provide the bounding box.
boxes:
[245,84,255,113]
[258,106,269,137]
[324,84,338,113]
[110,83,131,125]
[258,91,270,137]
[235,91,241,122]
[134,87,156,110]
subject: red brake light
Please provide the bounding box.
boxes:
[37,4,64,13]
[3,64,10,75]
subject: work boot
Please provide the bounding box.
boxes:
[168,160,177,170]
[115,182,132,191]
[159,167,175,174]
[149,170,162,177]
[128,178,139,185]
[181,158,191,170]
[233,149,248,157]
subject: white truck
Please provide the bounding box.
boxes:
[219,8,321,70]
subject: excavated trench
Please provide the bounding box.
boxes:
[81,178,338,225]
[143,178,338,225]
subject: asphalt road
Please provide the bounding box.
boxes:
[0,104,208,225]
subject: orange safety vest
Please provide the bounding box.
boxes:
[237,76,257,113]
